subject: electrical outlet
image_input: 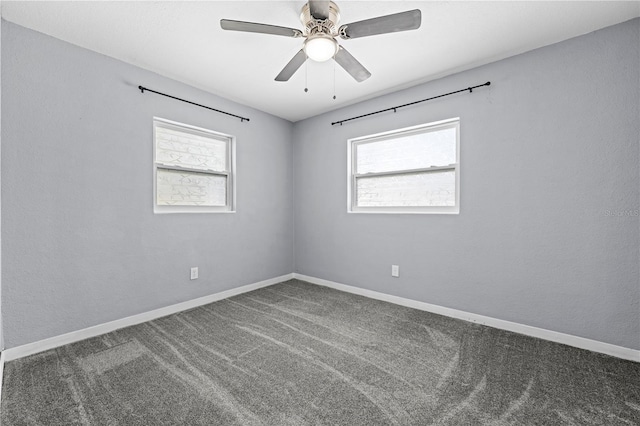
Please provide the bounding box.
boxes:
[190,267,198,280]
[391,265,399,277]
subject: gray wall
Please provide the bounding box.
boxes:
[1,21,294,348]
[0,16,3,351]
[293,19,640,350]
[2,18,639,352]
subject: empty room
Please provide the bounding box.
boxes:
[0,1,639,424]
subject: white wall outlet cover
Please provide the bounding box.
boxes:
[391,265,399,277]
[190,267,198,280]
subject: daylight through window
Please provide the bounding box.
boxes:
[154,118,235,213]
[348,118,460,214]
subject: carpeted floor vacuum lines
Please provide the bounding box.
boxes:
[1,279,639,425]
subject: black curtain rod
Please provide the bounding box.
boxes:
[138,86,250,123]
[331,81,491,126]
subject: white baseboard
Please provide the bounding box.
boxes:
[3,272,638,364]
[0,350,5,403]
[2,273,294,362]
[293,273,640,363]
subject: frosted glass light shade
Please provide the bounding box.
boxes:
[304,36,338,62]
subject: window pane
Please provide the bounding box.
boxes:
[356,171,455,207]
[356,127,456,174]
[157,169,226,207]
[156,125,227,172]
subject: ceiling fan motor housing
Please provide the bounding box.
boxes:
[300,1,341,36]
[300,1,341,62]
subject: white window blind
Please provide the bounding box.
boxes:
[348,118,460,214]
[153,118,235,213]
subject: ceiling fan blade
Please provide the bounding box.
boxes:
[309,0,330,20]
[275,50,307,82]
[334,46,371,83]
[338,9,421,39]
[220,19,302,38]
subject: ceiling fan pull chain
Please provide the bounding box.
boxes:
[333,63,337,100]
[304,61,309,93]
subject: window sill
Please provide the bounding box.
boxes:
[348,207,459,215]
[154,208,236,214]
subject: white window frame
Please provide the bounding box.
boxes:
[153,117,236,214]
[347,118,460,214]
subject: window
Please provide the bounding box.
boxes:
[348,118,460,214]
[153,118,235,213]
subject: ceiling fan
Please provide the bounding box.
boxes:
[220,1,421,83]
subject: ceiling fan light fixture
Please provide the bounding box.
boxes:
[304,35,338,62]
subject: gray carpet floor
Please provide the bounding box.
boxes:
[1,279,639,425]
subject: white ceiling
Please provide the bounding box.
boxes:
[2,1,639,122]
